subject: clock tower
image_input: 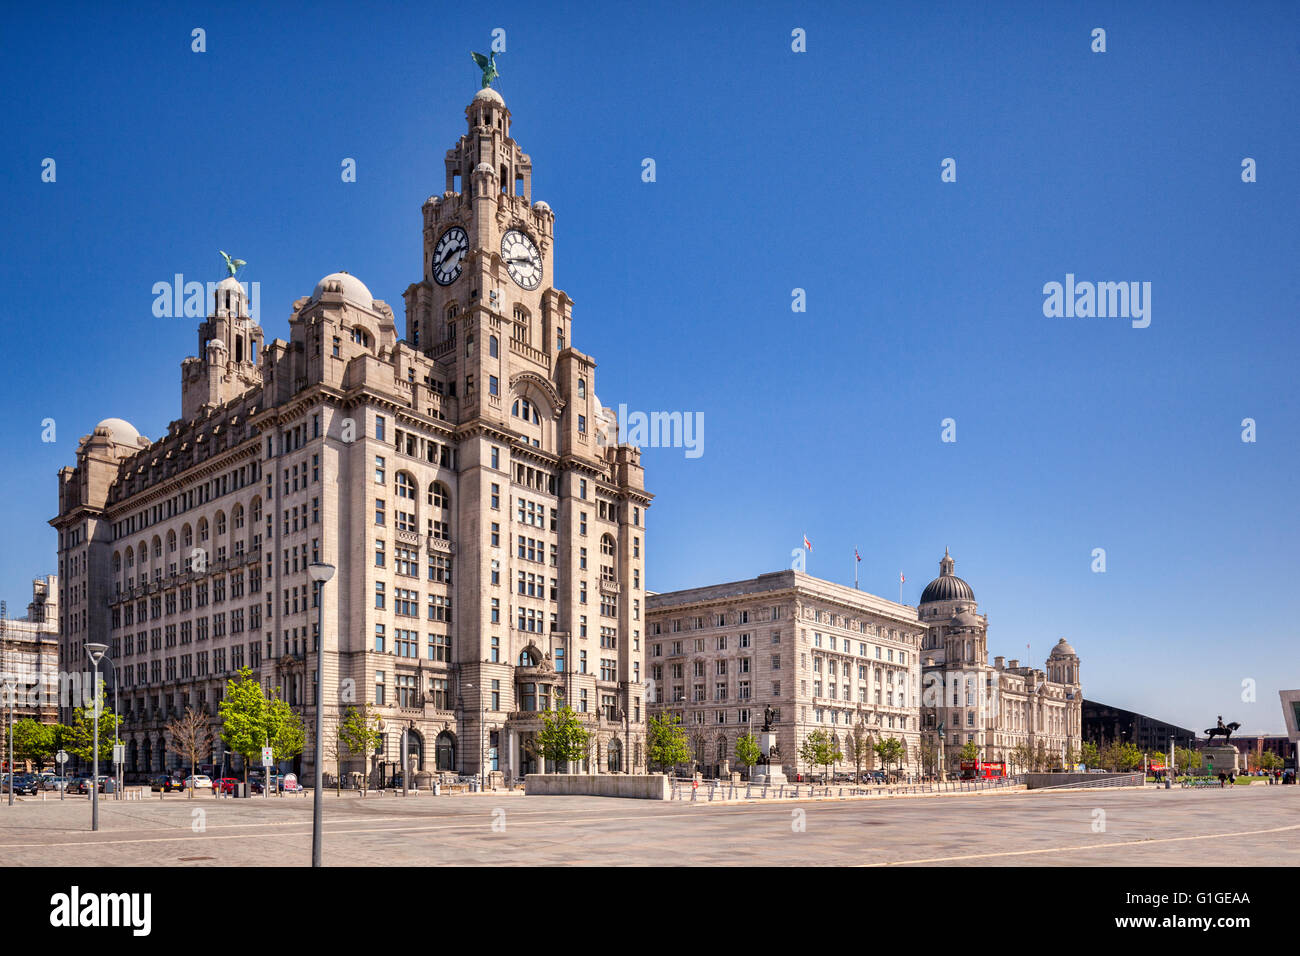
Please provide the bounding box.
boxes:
[402,86,651,778]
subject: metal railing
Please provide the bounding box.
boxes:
[668,774,1028,802]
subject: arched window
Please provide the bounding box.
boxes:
[215,511,226,537]
[427,482,449,510]
[198,518,209,542]
[395,472,417,501]
[716,735,727,763]
[125,547,135,569]
[466,331,474,358]
[152,536,162,559]
[446,304,459,321]
[577,378,586,399]
[600,534,616,558]
[137,541,148,565]
[489,335,498,358]
[112,552,122,574]
[435,732,456,771]
[251,497,262,523]
[166,531,176,554]
[512,398,540,424]
[182,525,193,549]
[608,738,623,773]
[518,648,538,667]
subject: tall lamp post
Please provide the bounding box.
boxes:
[2,675,15,806]
[85,643,108,831]
[307,562,335,868]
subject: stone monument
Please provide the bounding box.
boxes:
[1201,715,1241,775]
[753,706,788,785]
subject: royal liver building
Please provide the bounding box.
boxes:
[52,87,651,782]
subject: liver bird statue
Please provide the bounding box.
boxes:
[471,50,500,89]
[219,250,246,277]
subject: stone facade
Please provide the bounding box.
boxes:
[50,88,650,782]
[647,571,925,779]
[648,554,1085,780]
[917,551,1082,774]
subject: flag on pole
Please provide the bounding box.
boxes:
[899,572,905,584]
[853,548,860,589]
[803,534,812,552]
[854,549,861,562]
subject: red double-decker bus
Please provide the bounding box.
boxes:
[960,760,1006,779]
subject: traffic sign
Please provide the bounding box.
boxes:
[262,746,273,766]
[113,744,124,764]
[56,750,68,765]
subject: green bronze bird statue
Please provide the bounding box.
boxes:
[219,250,246,277]
[471,50,500,89]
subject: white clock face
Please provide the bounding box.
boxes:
[501,229,542,290]
[432,226,469,286]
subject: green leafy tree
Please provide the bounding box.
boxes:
[165,707,214,798]
[646,712,692,775]
[734,732,761,778]
[536,706,591,772]
[959,740,981,762]
[1064,745,1081,768]
[873,736,906,777]
[12,718,56,770]
[265,696,307,771]
[799,729,842,782]
[337,704,383,793]
[1175,746,1201,773]
[1079,741,1100,769]
[218,667,269,787]
[66,690,121,766]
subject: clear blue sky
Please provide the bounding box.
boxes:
[2,2,1296,735]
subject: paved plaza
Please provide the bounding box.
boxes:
[0,785,1295,867]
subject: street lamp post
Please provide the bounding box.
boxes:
[307,562,335,868]
[85,643,108,831]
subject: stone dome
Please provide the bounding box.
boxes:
[533,200,551,213]
[310,272,373,310]
[950,608,982,629]
[920,548,975,605]
[216,275,244,292]
[95,418,141,445]
[1050,638,1076,658]
[473,87,504,106]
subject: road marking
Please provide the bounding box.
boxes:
[859,823,1300,866]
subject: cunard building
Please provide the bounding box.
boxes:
[51,86,651,782]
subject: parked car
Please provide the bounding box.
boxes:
[66,775,109,794]
[184,774,214,791]
[149,774,185,793]
[213,777,240,794]
[42,775,71,791]
[1,774,39,795]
